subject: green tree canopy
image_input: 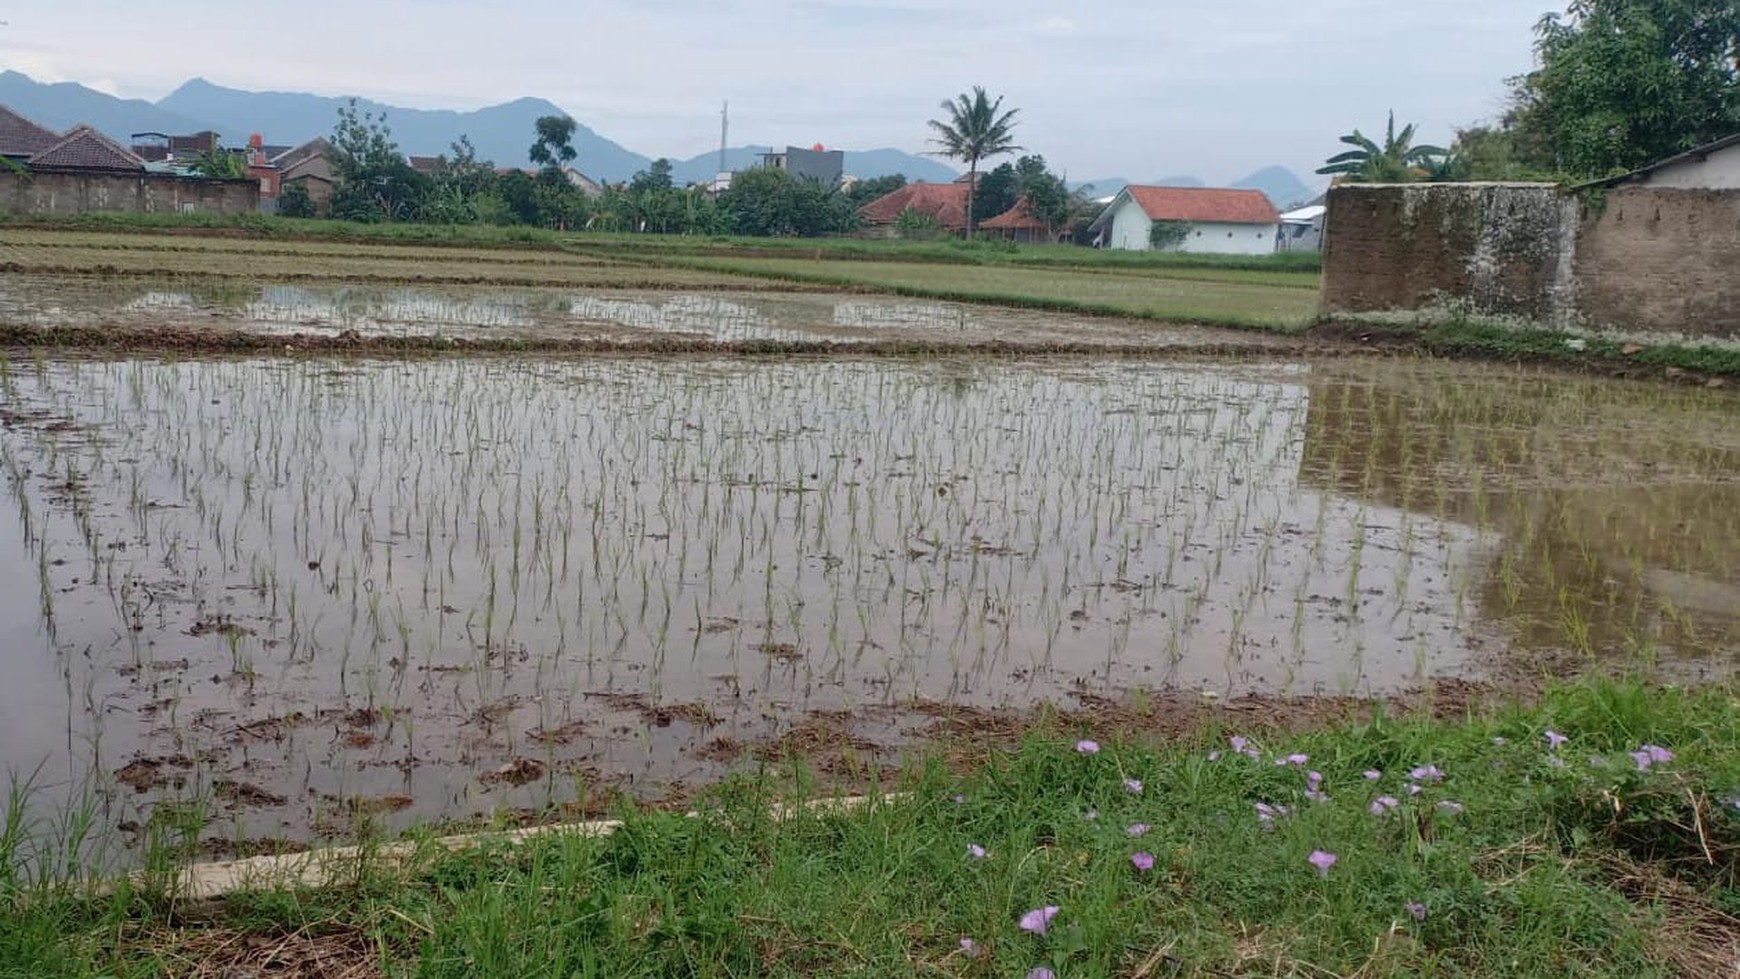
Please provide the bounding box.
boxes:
[329,99,427,221]
[722,167,858,237]
[972,162,1018,224]
[843,174,907,208]
[529,115,579,170]
[927,87,1022,234]
[1513,0,1740,177]
[1316,112,1449,182]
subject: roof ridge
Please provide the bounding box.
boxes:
[30,125,148,171]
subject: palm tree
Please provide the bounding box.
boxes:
[927,87,1022,235]
[1316,112,1448,182]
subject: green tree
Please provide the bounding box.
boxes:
[187,149,245,179]
[629,158,674,195]
[927,87,1022,235]
[1011,155,1085,241]
[844,174,906,208]
[722,167,857,236]
[1149,220,1190,250]
[1514,0,1740,177]
[529,115,579,171]
[276,181,316,218]
[1316,112,1448,182]
[971,162,1018,224]
[329,99,427,221]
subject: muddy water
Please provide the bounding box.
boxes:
[0,356,1736,852]
[0,276,1287,349]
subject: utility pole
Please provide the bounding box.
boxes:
[718,101,729,176]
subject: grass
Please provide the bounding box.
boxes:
[0,210,1325,273]
[644,256,1320,328]
[5,677,1739,977]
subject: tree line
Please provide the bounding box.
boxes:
[1322,0,1740,183]
[280,100,908,236]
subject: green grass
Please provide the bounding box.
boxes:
[1335,314,1740,378]
[0,211,1323,273]
[6,678,1739,977]
[647,256,1321,328]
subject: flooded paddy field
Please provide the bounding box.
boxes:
[0,274,1297,350]
[1,354,1738,856]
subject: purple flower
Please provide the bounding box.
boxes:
[1545,730,1568,751]
[1124,777,1144,794]
[1369,795,1400,816]
[1641,744,1674,764]
[1406,900,1428,922]
[1308,849,1338,877]
[1277,753,1310,767]
[967,843,987,860]
[1409,764,1445,782]
[959,937,979,956]
[1208,750,1223,761]
[1406,782,1423,796]
[1019,906,1059,934]
[1229,735,1250,753]
[1306,770,1323,790]
[1126,822,1150,837]
[1131,851,1156,871]
[1075,739,1100,754]
[1254,802,1290,828]
[1362,769,1382,781]
[1437,800,1464,816]
[1027,969,1057,979]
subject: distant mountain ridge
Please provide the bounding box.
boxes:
[0,73,956,184]
[0,71,1315,199]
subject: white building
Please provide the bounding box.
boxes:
[1277,203,1326,252]
[1606,133,1740,189]
[1088,185,1280,255]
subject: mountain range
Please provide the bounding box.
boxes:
[0,71,1318,203]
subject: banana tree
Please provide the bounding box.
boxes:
[1317,112,1449,182]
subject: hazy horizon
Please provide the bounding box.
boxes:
[1,0,1546,186]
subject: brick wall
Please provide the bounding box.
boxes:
[1571,188,1740,340]
[0,170,259,216]
[1321,182,1740,341]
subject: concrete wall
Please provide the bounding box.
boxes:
[1320,183,1572,321]
[1107,197,1150,250]
[0,169,259,216]
[1321,182,1740,341]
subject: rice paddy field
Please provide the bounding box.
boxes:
[4,226,1740,977]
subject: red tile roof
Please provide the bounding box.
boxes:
[1123,186,1279,225]
[978,198,1048,231]
[0,104,62,158]
[29,126,146,172]
[858,181,971,229]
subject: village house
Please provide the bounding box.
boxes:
[271,138,336,214]
[858,180,971,235]
[977,195,1052,243]
[0,104,259,216]
[1088,185,1280,254]
[1590,133,1740,190]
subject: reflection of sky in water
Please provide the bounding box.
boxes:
[124,291,200,311]
[570,295,817,342]
[832,300,970,330]
[244,286,536,336]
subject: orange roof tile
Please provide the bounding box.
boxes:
[1122,186,1278,225]
[978,198,1048,230]
[858,181,971,229]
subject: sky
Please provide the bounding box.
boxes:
[1,0,1549,184]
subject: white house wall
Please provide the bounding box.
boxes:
[1108,198,1152,250]
[1646,145,1740,189]
[1179,221,1279,255]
